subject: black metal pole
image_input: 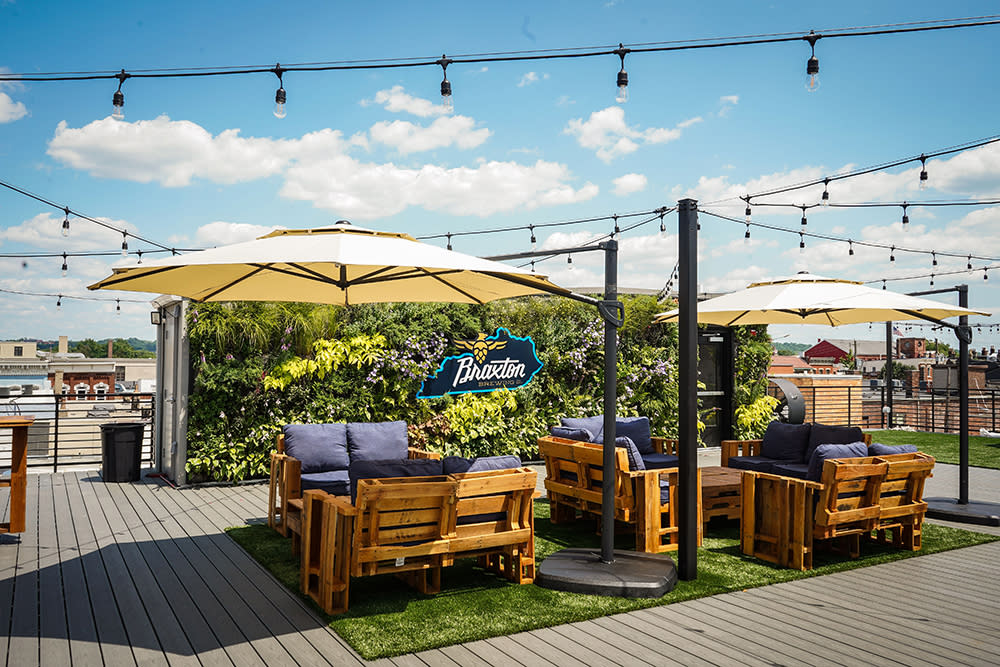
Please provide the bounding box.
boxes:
[677,199,698,580]
[600,240,618,563]
[886,322,894,427]
[958,285,969,504]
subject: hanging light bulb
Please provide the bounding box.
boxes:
[121,232,129,257]
[799,231,805,254]
[61,253,68,277]
[567,254,574,270]
[116,299,121,315]
[968,255,974,273]
[800,206,808,227]
[530,261,535,273]
[901,203,909,229]
[137,250,143,264]
[438,55,453,113]
[744,198,752,224]
[112,69,128,120]
[889,245,895,263]
[744,223,751,245]
[62,208,70,237]
[821,179,830,206]
[932,251,937,267]
[930,274,935,286]
[446,233,453,251]
[919,155,928,190]
[56,295,62,310]
[848,240,854,257]
[985,268,990,282]
[615,43,629,104]
[272,64,287,119]
[612,214,620,239]
[529,226,537,251]
[659,212,666,238]
[804,31,820,93]
[882,280,887,290]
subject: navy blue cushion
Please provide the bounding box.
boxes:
[615,436,645,471]
[348,458,444,503]
[561,416,606,441]
[868,442,919,456]
[760,422,812,462]
[806,424,865,464]
[282,423,348,474]
[443,455,522,474]
[346,420,408,462]
[806,442,869,482]
[727,456,778,474]
[550,426,594,442]
[770,462,810,479]
[300,470,350,496]
[641,452,679,470]
[617,416,653,455]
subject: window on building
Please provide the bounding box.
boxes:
[74,383,89,398]
[115,366,126,381]
[94,382,109,400]
[13,346,22,357]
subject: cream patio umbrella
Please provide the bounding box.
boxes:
[654,272,988,325]
[89,221,573,304]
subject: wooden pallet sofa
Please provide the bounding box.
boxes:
[538,415,701,553]
[721,421,872,479]
[298,458,537,614]
[267,420,440,553]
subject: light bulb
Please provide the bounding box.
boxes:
[615,44,629,104]
[744,226,751,245]
[121,234,128,257]
[274,87,287,119]
[821,188,829,206]
[567,254,574,271]
[61,253,68,277]
[805,56,820,92]
[112,90,124,120]
[744,204,752,223]
[62,215,70,237]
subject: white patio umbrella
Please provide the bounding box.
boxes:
[654,272,989,325]
[89,221,572,304]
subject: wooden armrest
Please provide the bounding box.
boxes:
[408,447,441,460]
[744,469,823,491]
[720,439,762,466]
[651,437,679,456]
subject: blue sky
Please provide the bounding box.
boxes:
[1,1,999,352]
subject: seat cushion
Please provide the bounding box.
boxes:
[346,420,409,462]
[348,458,444,503]
[300,470,350,496]
[805,442,869,482]
[770,462,810,479]
[726,456,778,474]
[282,423,348,473]
[868,442,919,456]
[760,422,812,462]
[806,424,865,464]
[443,455,522,474]
[641,452,679,470]
[550,426,594,442]
[615,436,645,471]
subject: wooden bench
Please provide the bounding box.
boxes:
[537,435,702,554]
[298,467,537,614]
[267,432,439,554]
[721,432,872,467]
[741,456,891,570]
[865,452,935,551]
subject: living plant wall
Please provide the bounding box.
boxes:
[185,297,771,482]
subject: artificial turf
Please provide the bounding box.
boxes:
[867,429,1000,469]
[227,501,998,659]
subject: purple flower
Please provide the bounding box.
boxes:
[225,353,234,361]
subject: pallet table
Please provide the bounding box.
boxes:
[700,466,742,525]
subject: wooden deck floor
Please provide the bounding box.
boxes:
[2,471,999,666]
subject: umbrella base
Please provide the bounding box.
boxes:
[535,548,678,598]
[925,497,1000,527]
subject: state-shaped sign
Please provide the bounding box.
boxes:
[417,328,543,399]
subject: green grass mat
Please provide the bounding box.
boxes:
[868,430,1000,469]
[228,502,998,659]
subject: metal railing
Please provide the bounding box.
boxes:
[767,383,1000,435]
[0,392,155,471]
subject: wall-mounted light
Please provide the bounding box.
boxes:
[150,310,162,325]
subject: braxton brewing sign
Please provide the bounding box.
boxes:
[417,328,543,399]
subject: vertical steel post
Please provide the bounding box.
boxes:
[677,199,699,580]
[958,285,969,504]
[886,322,894,427]
[52,394,59,472]
[600,239,618,563]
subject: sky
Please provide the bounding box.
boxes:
[1,0,999,352]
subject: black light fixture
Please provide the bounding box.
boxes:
[112,69,129,119]
[821,178,830,206]
[615,43,629,103]
[744,223,751,245]
[848,240,854,256]
[659,212,666,237]
[438,54,453,113]
[799,231,805,253]
[889,245,895,262]
[968,255,973,273]
[61,253,68,277]
[800,205,808,227]
[882,280,886,290]
[932,251,937,267]
[56,295,62,309]
[930,273,935,286]
[530,261,535,273]
[529,225,537,250]
[62,207,70,237]
[804,31,821,92]
[121,232,129,257]
[985,268,990,282]
[150,310,162,325]
[272,64,287,118]
[116,299,121,315]
[446,232,453,251]
[744,196,752,223]
[137,250,143,264]
[901,203,909,228]
[612,214,620,239]
[919,154,929,190]
[567,253,574,270]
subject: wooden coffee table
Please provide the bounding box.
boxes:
[701,465,742,525]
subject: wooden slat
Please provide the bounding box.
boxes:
[36,474,70,667]
[8,473,39,667]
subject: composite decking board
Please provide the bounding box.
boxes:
[561,619,688,667]
[447,639,537,667]
[505,631,592,667]
[36,474,71,667]
[592,613,720,667]
[141,483,329,667]
[402,650,458,667]
[161,484,360,667]
[839,563,1000,620]
[51,474,104,667]
[8,473,40,667]
[484,635,559,666]
[105,482,234,667]
[545,623,642,667]
[434,643,499,667]
[65,472,138,667]
[519,628,624,667]
[129,482,294,667]
[0,497,15,667]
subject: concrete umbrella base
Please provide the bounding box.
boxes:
[535,548,678,598]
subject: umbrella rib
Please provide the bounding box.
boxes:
[724,311,750,326]
[416,268,485,303]
[481,271,575,298]
[89,265,179,289]
[200,265,271,301]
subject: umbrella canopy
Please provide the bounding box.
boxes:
[654,272,989,326]
[89,222,572,305]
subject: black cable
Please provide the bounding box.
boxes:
[513,210,670,268]
[752,198,1000,210]
[0,286,149,303]
[415,207,668,241]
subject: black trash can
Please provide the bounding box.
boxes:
[100,422,145,482]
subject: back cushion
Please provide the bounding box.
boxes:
[443,455,522,474]
[550,426,594,442]
[617,417,653,455]
[806,424,865,463]
[282,423,348,473]
[615,436,645,471]
[805,442,869,482]
[346,420,408,462]
[349,458,444,503]
[561,416,605,441]
[868,442,919,456]
[760,422,812,462]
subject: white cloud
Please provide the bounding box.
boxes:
[369,115,491,154]
[564,106,682,162]
[366,85,449,118]
[612,173,648,196]
[0,212,136,251]
[720,95,739,106]
[0,92,27,123]
[556,95,575,107]
[518,72,539,87]
[194,222,283,247]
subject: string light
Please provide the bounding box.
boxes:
[438,55,453,113]
[61,253,68,277]
[744,223,751,245]
[800,205,808,227]
[919,154,929,190]
[613,214,620,238]
[882,280,886,290]
[272,64,287,119]
[116,299,121,315]
[930,273,935,286]
[529,225,537,250]
[56,295,62,309]
[932,251,938,267]
[799,231,805,253]
[112,69,128,120]
[986,268,990,281]
[890,245,895,262]
[969,255,974,273]
[901,203,909,229]
[137,250,143,264]
[446,233,452,251]
[615,43,629,104]
[62,207,70,237]
[821,178,830,206]
[659,211,666,237]
[567,254,574,270]
[530,260,535,273]
[744,197,752,223]
[848,240,855,257]
[121,233,129,257]
[804,31,821,92]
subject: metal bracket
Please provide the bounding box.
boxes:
[598,300,625,328]
[955,324,973,345]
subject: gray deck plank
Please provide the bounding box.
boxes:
[37,474,71,667]
[406,650,459,667]
[570,618,687,666]
[518,628,623,667]
[591,614,717,667]
[545,623,642,667]
[0,484,12,667]
[484,635,558,665]
[8,473,40,667]
[447,639,535,667]
[505,631,590,667]
[433,643,497,667]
